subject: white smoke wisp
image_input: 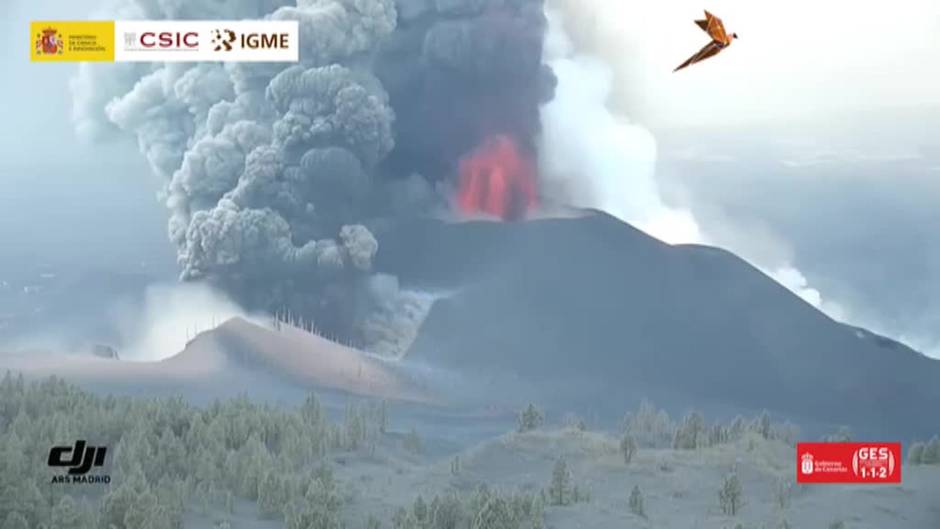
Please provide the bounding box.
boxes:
[769,266,847,320]
[358,274,447,359]
[114,282,263,361]
[540,5,851,322]
[538,9,703,246]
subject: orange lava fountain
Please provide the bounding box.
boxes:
[456,135,538,220]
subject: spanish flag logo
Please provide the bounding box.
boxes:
[31,21,115,62]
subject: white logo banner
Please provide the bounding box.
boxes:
[114,20,299,62]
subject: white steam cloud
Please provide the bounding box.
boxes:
[539,8,702,245]
[540,3,848,320]
[113,282,261,361]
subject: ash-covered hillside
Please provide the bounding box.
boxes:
[375,211,940,440]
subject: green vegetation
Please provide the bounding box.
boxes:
[673,411,706,450]
[0,373,380,528]
[620,433,637,464]
[718,472,744,516]
[908,436,940,465]
[628,485,645,518]
[393,488,544,529]
[403,427,423,455]
[547,458,571,506]
[625,400,800,451]
[823,426,853,443]
[517,404,544,433]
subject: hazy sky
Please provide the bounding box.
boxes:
[555,0,940,127]
[2,0,939,357]
[0,0,175,273]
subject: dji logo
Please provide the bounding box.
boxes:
[48,440,107,476]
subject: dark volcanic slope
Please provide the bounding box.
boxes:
[375,212,940,439]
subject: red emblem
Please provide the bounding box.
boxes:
[35,28,64,55]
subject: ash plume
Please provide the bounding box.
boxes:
[71,0,554,346]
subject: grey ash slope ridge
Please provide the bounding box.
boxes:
[374,211,940,439]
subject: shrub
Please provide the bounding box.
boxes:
[718,472,744,516]
[620,434,638,464]
[628,485,645,518]
[908,442,925,465]
[673,411,705,450]
[548,458,571,506]
[403,428,423,455]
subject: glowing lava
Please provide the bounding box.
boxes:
[457,135,538,220]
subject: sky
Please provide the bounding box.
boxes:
[0,0,176,273]
[1,0,939,357]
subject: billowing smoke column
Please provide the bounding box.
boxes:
[71,0,554,344]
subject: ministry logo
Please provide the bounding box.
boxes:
[48,440,111,484]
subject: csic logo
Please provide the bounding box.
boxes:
[123,30,198,51]
[211,29,236,51]
[48,440,110,484]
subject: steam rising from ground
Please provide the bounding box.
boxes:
[114,282,260,361]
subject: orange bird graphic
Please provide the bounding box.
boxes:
[674,10,738,72]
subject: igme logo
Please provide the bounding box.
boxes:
[48,440,110,484]
[211,29,236,51]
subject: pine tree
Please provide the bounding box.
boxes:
[379,400,388,434]
[471,496,514,529]
[620,434,638,464]
[301,393,323,425]
[756,410,772,439]
[673,411,705,450]
[517,404,544,433]
[259,471,284,518]
[0,512,28,529]
[123,490,159,529]
[718,472,744,516]
[100,470,146,529]
[530,494,545,529]
[413,495,428,524]
[403,428,422,455]
[908,441,925,464]
[922,436,940,464]
[628,485,645,518]
[430,494,462,529]
[548,458,571,506]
